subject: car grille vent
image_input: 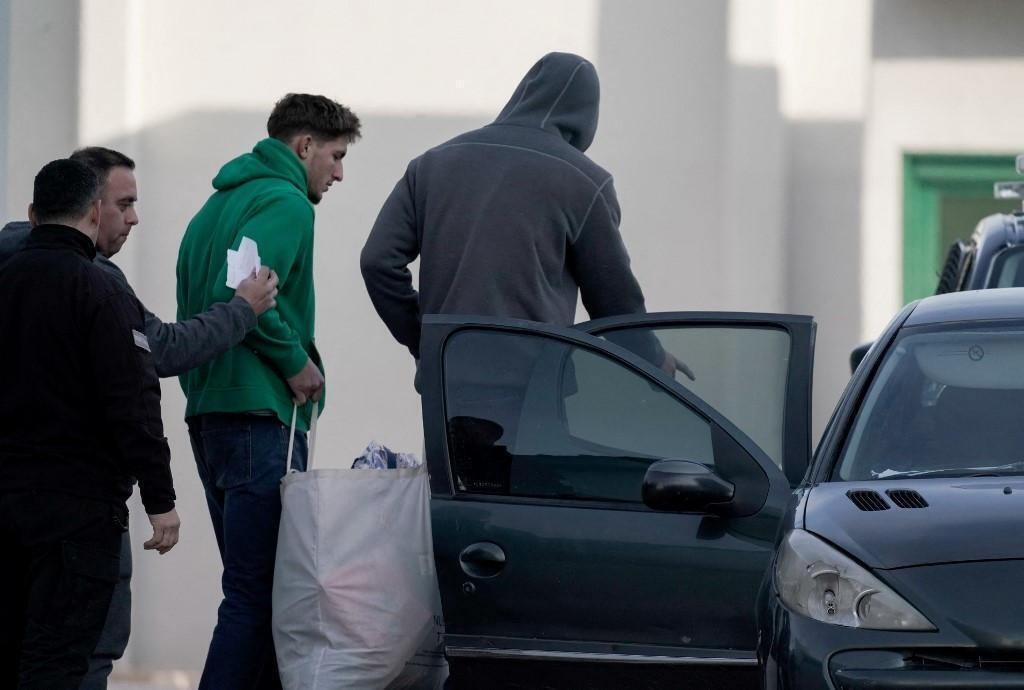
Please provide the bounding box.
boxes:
[910,651,1024,672]
[846,490,890,511]
[886,489,929,509]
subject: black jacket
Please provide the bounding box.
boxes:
[0,225,175,514]
[361,52,648,359]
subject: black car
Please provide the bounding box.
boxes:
[420,312,815,689]
[759,288,1024,689]
[851,159,1024,372]
[934,203,1024,295]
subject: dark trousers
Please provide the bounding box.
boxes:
[0,491,124,690]
[79,531,132,690]
[187,413,307,690]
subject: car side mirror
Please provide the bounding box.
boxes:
[849,341,872,375]
[642,459,735,514]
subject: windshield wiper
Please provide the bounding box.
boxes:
[871,460,1024,480]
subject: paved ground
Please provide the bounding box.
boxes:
[109,672,199,690]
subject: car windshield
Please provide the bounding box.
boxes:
[836,321,1024,480]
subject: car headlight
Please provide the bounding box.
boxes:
[775,529,934,631]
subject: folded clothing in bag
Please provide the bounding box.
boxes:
[352,440,422,470]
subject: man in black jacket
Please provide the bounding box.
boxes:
[0,146,279,690]
[0,159,178,689]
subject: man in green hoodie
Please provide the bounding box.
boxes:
[176,93,360,690]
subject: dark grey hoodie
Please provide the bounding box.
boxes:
[361,52,647,359]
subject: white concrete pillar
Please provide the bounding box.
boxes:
[3,0,80,220]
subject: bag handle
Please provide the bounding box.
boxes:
[286,401,319,473]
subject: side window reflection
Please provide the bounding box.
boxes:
[444,330,715,503]
[602,326,791,469]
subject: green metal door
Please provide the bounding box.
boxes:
[903,153,1019,302]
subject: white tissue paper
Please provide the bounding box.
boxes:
[226,236,261,289]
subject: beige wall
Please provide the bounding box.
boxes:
[4,0,1024,674]
[861,58,1024,335]
[1,0,79,221]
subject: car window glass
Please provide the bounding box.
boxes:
[443,329,714,503]
[993,247,1024,288]
[599,326,791,469]
[837,323,1024,480]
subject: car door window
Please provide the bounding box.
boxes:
[443,329,715,504]
[600,326,791,469]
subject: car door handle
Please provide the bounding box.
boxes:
[459,542,506,579]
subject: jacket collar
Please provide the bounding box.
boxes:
[26,224,97,260]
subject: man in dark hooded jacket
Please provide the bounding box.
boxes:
[361,52,651,360]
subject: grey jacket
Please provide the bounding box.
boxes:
[0,221,256,377]
[361,52,648,359]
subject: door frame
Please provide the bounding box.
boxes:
[903,153,1018,303]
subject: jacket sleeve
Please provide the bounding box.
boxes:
[143,298,256,378]
[98,256,257,378]
[360,164,423,358]
[233,195,315,378]
[569,179,665,366]
[569,178,647,318]
[88,290,175,515]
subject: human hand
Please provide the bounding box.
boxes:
[144,508,180,555]
[287,357,325,404]
[236,266,279,316]
[662,351,695,381]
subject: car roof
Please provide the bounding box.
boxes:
[906,287,1024,326]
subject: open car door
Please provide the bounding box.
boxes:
[420,312,814,689]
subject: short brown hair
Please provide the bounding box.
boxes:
[267,94,361,143]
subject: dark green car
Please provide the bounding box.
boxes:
[419,312,816,689]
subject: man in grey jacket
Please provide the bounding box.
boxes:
[361,52,650,359]
[0,146,278,689]
[361,53,672,424]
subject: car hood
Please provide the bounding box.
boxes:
[885,560,1024,648]
[804,478,1024,569]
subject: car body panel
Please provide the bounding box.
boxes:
[904,286,1024,326]
[804,478,1024,569]
[762,598,1024,690]
[967,212,1024,290]
[882,559,1024,650]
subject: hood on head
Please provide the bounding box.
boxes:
[494,52,600,152]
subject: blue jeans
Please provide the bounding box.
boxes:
[187,413,307,690]
[78,530,132,690]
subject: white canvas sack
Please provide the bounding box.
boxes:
[272,404,445,689]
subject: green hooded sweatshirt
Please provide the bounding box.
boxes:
[176,137,323,431]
